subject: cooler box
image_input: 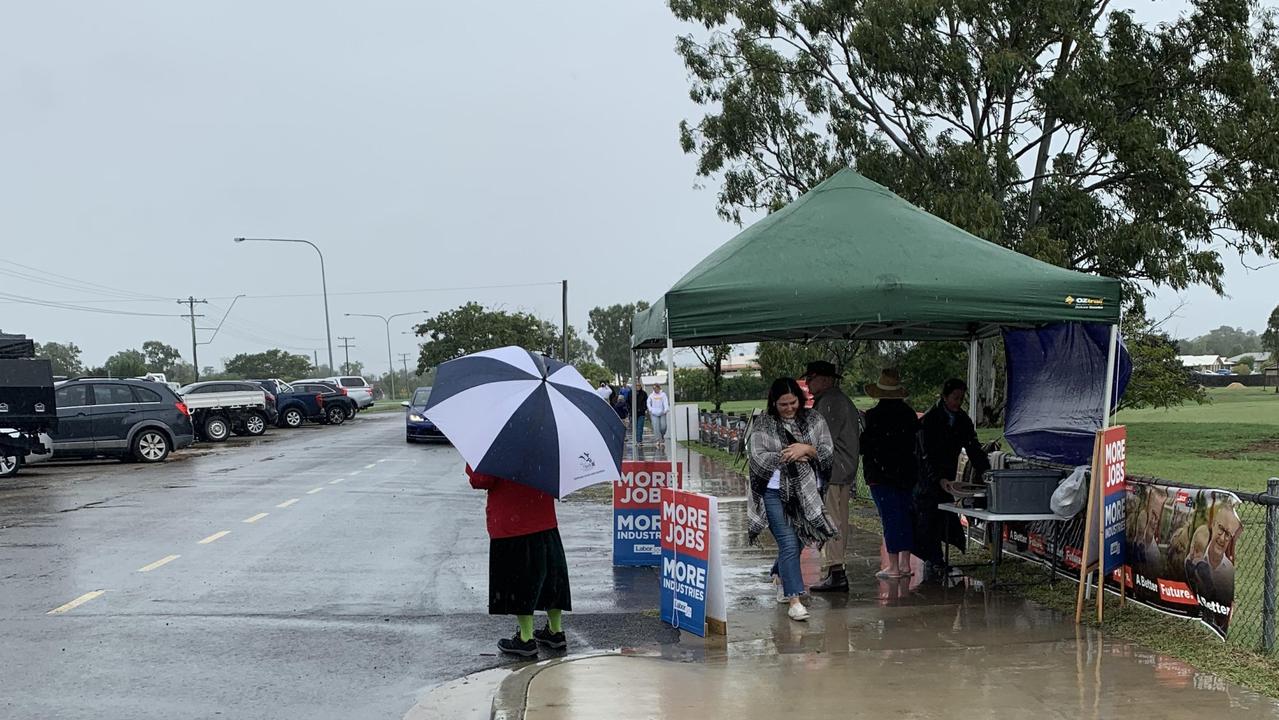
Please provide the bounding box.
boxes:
[985,469,1062,514]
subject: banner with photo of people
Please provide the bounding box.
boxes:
[1002,482,1243,640]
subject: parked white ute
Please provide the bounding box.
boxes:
[178,381,271,442]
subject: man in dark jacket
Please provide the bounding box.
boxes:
[804,361,861,592]
[915,378,990,574]
[631,383,648,445]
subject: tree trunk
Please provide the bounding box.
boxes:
[973,338,1005,428]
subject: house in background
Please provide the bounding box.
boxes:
[720,353,760,378]
[1226,351,1273,371]
[1178,354,1226,373]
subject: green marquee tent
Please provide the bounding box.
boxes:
[632,169,1120,349]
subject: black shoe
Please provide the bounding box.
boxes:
[809,568,849,593]
[497,631,538,657]
[534,625,567,650]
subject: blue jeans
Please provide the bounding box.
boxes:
[765,489,804,598]
[634,415,645,443]
[651,414,668,441]
[870,484,914,554]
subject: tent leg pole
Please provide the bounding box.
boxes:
[666,338,676,481]
[967,338,979,420]
[630,349,637,458]
[1100,325,1119,430]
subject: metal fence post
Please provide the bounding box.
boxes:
[1264,477,1279,653]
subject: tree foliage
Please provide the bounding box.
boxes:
[1119,314,1207,411]
[1263,305,1279,361]
[103,349,148,378]
[691,343,734,410]
[223,349,314,380]
[588,301,660,380]
[1178,325,1264,357]
[142,340,183,375]
[671,0,1279,305]
[35,341,84,377]
[414,302,562,372]
[574,361,613,387]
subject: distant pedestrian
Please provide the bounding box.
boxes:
[467,465,570,657]
[803,360,860,593]
[613,392,630,424]
[595,381,612,403]
[915,378,990,577]
[647,383,669,449]
[632,383,648,444]
[747,377,839,622]
[861,369,918,579]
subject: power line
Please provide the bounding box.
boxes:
[0,290,182,318]
[203,280,562,301]
[0,259,173,301]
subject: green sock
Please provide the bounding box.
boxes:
[517,615,534,642]
[547,609,563,633]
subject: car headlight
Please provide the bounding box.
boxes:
[408,413,425,422]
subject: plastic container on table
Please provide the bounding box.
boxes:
[984,469,1063,514]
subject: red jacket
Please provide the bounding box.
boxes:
[467,466,557,539]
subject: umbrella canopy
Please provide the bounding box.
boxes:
[632,169,1121,348]
[422,346,624,498]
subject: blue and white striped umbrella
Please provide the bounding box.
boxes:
[422,346,624,498]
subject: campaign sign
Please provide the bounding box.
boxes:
[660,488,712,635]
[613,461,683,566]
[1099,426,1127,574]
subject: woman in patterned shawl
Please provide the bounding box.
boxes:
[747,377,839,622]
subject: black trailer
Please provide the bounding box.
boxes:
[0,333,56,477]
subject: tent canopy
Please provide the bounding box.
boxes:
[633,169,1121,349]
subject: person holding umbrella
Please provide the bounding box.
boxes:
[467,464,570,657]
[423,346,625,657]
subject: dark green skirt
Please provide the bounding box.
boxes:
[488,527,572,615]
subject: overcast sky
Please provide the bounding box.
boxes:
[2,1,1274,375]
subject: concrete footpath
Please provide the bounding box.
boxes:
[488,444,1279,719]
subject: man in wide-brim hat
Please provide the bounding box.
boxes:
[803,360,861,593]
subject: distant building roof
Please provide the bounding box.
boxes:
[1178,354,1224,367]
[1226,351,1273,364]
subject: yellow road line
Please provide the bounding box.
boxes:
[198,531,230,545]
[243,512,269,524]
[306,487,324,495]
[47,590,105,615]
[328,478,344,485]
[364,463,377,469]
[276,498,300,508]
[348,470,362,476]
[137,554,180,573]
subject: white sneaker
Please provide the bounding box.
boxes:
[788,603,810,621]
[773,576,786,604]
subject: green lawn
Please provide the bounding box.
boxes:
[699,388,1279,493]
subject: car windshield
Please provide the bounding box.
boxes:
[411,388,431,405]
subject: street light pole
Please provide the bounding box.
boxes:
[345,311,425,399]
[233,237,334,371]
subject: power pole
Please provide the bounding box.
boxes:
[337,336,356,376]
[398,352,412,379]
[313,350,319,372]
[562,279,569,362]
[178,296,208,381]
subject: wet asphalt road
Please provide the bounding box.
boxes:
[1,413,676,720]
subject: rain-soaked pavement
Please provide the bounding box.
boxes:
[7,419,1277,718]
[0,414,675,720]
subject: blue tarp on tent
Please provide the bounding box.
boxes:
[1003,323,1132,466]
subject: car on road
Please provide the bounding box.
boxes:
[178,381,272,441]
[48,378,194,463]
[402,386,445,442]
[297,375,375,410]
[289,380,357,424]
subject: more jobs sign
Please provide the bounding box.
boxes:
[659,488,726,637]
[612,461,683,566]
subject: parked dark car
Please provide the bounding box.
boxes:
[249,379,327,428]
[289,381,356,424]
[49,378,195,463]
[403,386,445,442]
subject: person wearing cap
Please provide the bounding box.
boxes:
[803,360,861,593]
[861,369,919,578]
